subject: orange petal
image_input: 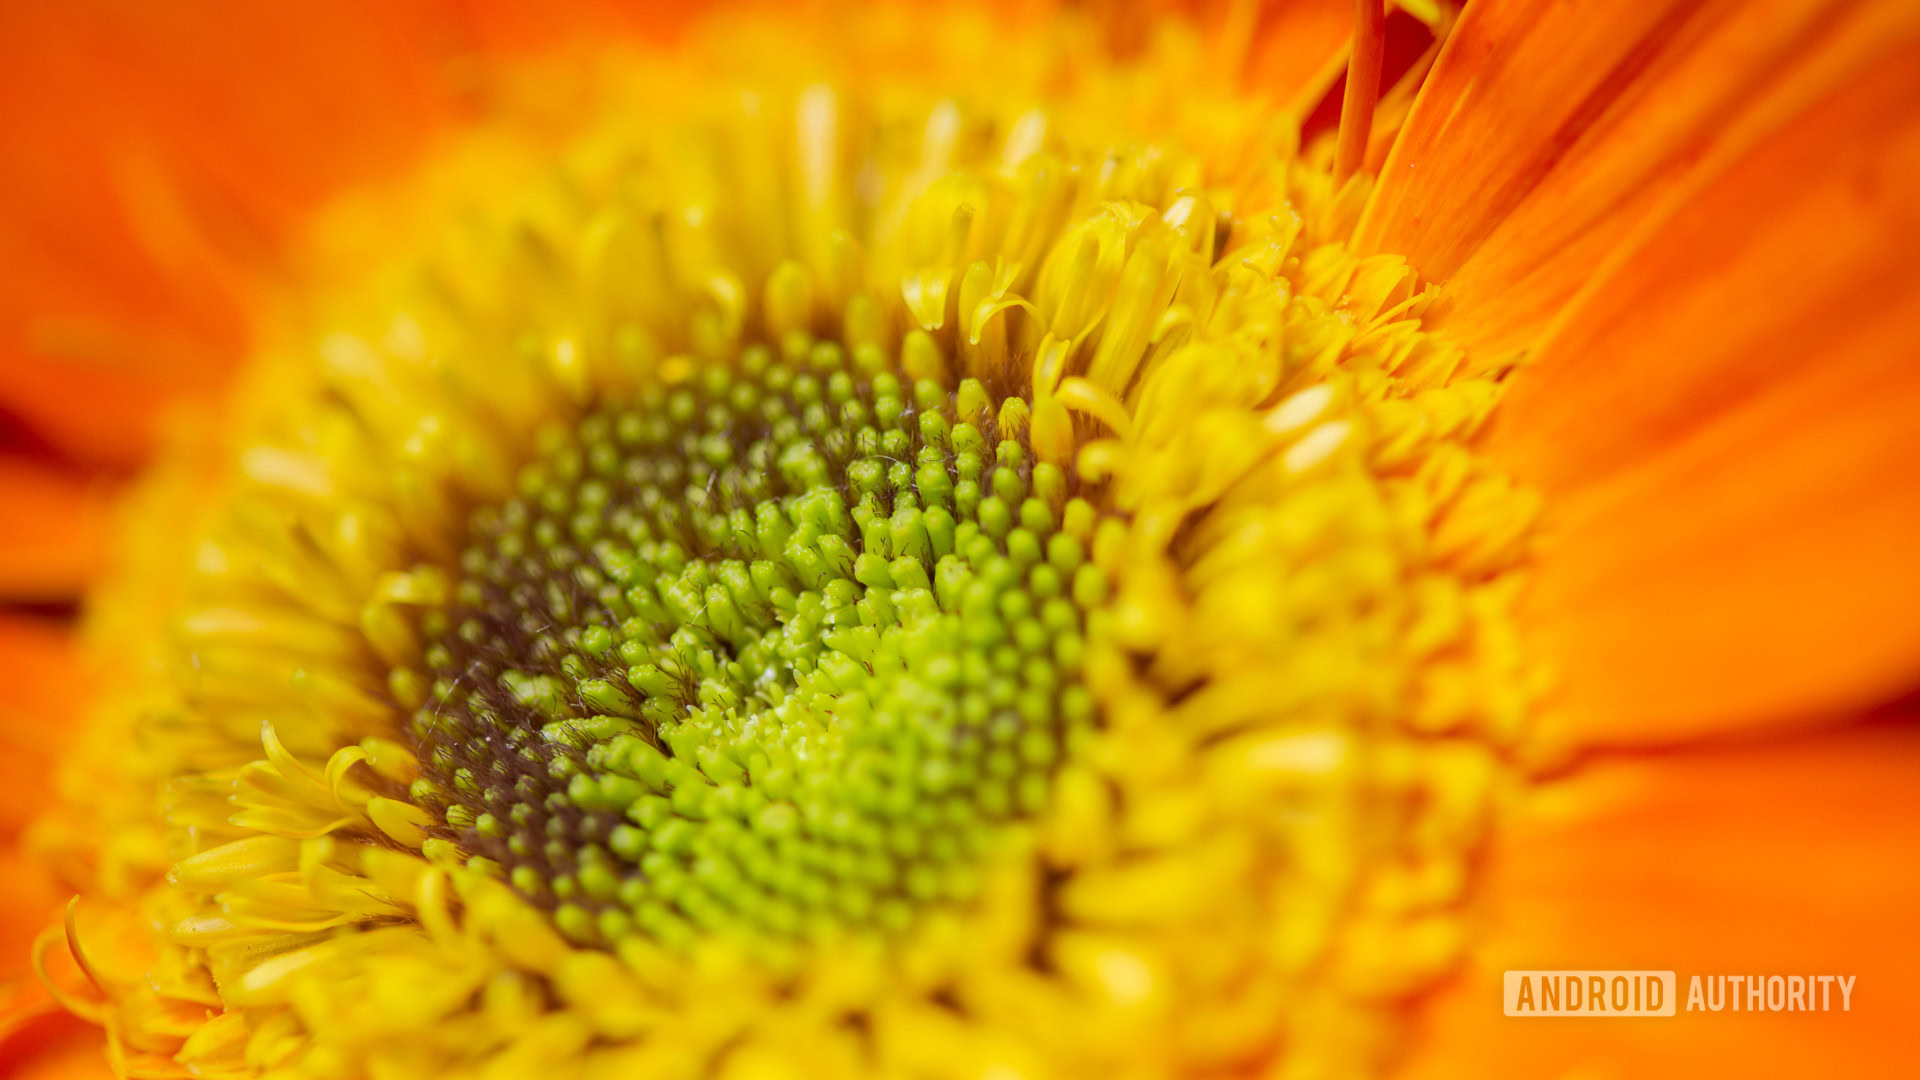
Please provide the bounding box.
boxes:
[1243,0,1355,114]
[0,1,711,470]
[0,618,89,1074]
[1488,38,1920,747]
[1399,721,1920,1078]
[0,1010,109,1080]
[0,616,82,836]
[0,1,473,467]
[0,458,115,603]
[1353,0,1920,359]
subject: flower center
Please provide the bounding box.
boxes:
[404,339,1107,946]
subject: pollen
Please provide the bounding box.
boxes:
[35,8,1543,1079]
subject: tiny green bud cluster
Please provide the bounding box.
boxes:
[405,337,1110,948]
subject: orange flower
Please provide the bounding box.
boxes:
[2,1,1916,1077]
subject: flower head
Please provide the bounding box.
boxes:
[3,2,1918,1078]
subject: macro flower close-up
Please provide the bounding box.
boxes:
[2,0,1917,1077]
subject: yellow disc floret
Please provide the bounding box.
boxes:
[35,9,1540,1079]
